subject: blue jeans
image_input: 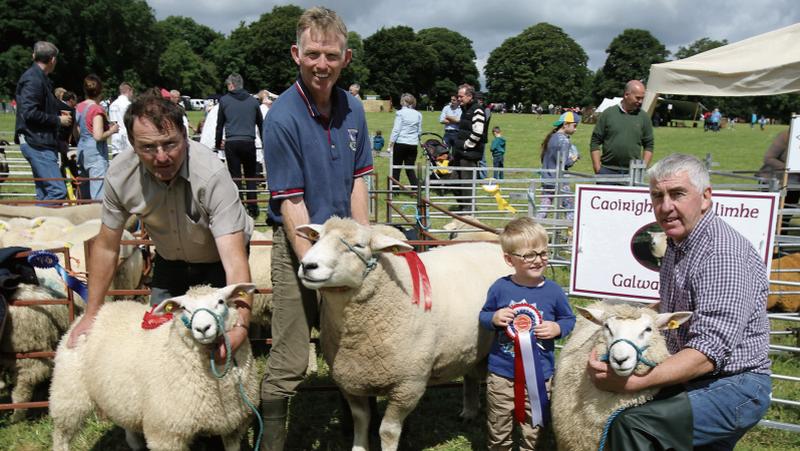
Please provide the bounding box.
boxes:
[687,372,771,449]
[20,142,67,201]
[77,142,109,200]
[492,154,504,179]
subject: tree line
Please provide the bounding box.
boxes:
[1,1,796,119]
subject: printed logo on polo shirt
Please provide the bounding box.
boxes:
[347,128,358,152]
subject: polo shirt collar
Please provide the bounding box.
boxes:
[293,77,340,121]
[617,103,640,115]
[667,207,715,254]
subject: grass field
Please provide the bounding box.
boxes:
[0,110,797,450]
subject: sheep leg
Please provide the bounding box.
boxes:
[379,387,425,451]
[460,372,480,420]
[343,393,371,451]
[9,358,51,422]
[124,430,146,451]
[143,430,191,451]
[50,353,92,451]
[221,428,243,451]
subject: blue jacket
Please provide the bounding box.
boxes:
[216,88,263,149]
[14,63,61,148]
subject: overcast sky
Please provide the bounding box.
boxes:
[149,0,800,83]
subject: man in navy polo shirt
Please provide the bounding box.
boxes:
[260,6,372,451]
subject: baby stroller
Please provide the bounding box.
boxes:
[419,132,456,196]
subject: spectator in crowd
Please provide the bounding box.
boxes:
[257,89,275,120]
[759,115,767,131]
[216,73,263,219]
[538,111,580,220]
[757,129,797,227]
[169,88,194,134]
[590,80,653,175]
[55,90,78,179]
[108,82,134,155]
[75,74,118,200]
[475,91,492,179]
[261,7,372,450]
[389,93,422,188]
[66,96,255,426]
[709,108,722,132]
[348,83,361,99]
[451,83,486,211]
[490,126,506,180]
[439,94,461,149]
[14,41,71,202]
[372,129,384,153]
[590,153,771,450]
[751,112,757,129]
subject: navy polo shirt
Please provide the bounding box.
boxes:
[264,79,373,225]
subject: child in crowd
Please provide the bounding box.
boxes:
[537,111,580,221]
[491,126,506,179]
[372,130,385,153]
[479,217,575,450]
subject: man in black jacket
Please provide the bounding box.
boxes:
[14,41,71,202]
[452,83,486,211]
[216,73,263,218]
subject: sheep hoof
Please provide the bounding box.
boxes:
[458,408,478,421]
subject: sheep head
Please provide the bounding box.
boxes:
[152,283,256,345]
[296,217,412,290]
[648,231,667,260]
[577,304,691,377]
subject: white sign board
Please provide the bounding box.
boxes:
[785,114,800,172]
[570,185,779,302]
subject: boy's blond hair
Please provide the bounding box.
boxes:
[499,217,548,254]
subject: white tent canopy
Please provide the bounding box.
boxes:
[596,97,622,113]
[643,22,800,113]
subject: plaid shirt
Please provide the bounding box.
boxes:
[659,209,771,376]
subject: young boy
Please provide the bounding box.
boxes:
[372,130,385,153]
[490,126,506,179]
[479,217,576,450]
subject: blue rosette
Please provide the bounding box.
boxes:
[27,250,88,300]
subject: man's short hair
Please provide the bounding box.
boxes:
[124,93,187,146]
[296,6,348,53]
[225,73,243,90]
[624,80,644,94]
[119,82,133,95]
[83,74,103,99]
[458,84,475,97]
[499,217,548,254]
[33,41,59,64]
[54,87,66,100]
[648,153,710,193]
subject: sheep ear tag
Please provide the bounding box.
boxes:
[27,250,88,301]
[504,302,549,428]
[141,304,175,329]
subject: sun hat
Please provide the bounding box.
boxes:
[552,111,581,127]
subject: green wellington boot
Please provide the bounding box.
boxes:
[259,398,288,451]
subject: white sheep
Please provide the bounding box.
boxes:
[648,231,667,261]
[551,301,692,451]
[296,217,510,451]
[49,283,259,451]
[0,204,104,226]
[441,214,499,241]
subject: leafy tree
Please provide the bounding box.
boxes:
[673,37,728,60]
[592,29,669,103]
[417,27,479,105]
[339,31,370,93]
[485,23,590,107]
[363,26,437,104]
[155,16,222,59]
[159,40,217,97]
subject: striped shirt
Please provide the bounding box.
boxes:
[659,209,771,376]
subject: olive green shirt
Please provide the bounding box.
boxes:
[590,105,654,169]
[102,140,253,263]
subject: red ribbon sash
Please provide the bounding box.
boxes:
[513,336,527,423]
[396,251,432,311]
[141,305,173,329]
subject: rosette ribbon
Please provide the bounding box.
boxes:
[27,250,88,300]
[482,183,517,214]
[395,251,432,311]
[505,303,549,427]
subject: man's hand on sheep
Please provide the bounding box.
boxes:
[492,307,515,327]
[66,314,95,348]
[214,324,248,363]
[533,320,561,340]
[587,349,645,393]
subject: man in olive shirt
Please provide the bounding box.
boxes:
[67,95,254,362]
[590,80,654,174]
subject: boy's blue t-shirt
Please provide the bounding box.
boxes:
[479,276,576,380]
[373,134,385,151]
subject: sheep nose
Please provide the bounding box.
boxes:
[302,262,318,272]
[194,324,211,335]
[613,356,629,366]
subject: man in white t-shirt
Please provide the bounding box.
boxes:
[108,82,134,155]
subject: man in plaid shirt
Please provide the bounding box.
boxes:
[589,153,772,450]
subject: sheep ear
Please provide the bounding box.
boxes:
[576,306,606,326]
[370,233,413,254]
[152,297,186,315]
[216,283,257,303]
[295,224,323,242]
[654,311,693,330]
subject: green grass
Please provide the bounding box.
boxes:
[0,111,797,449]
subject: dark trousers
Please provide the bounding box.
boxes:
[391,142,419,187]
[444,129,458,149]
[224,140,259,214]
[454,158,479,209]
